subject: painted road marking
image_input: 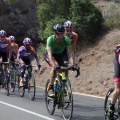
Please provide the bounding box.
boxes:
[37,86,105,99]
[0,101,55,120]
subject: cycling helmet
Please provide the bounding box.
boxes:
[54,24,65,34]
[9,36,16,41]
[23,37,32,45]
[64,21,74,29]
[0,30,7,37]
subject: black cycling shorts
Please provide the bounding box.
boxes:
[0,51,8,62]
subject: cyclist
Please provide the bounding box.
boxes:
[108,44,120,120]
[46,23,74,97]
[9,35,19,62]
[0,30,12,83]
[64,21,78,62]
[17,37,41,86]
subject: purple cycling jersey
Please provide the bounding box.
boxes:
[0,39,10,52]
[18,46,32,59]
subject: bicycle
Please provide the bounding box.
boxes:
[104,87,120,120]
[0,62,10,96]
[7,62,20,92]
[18,64,38,101]
[45,65,80,120]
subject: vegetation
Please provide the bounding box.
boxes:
[37,0,103,42]
[102,2,120,29]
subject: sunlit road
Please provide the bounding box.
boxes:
[0,87,104,120]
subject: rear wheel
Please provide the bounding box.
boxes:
[104,88,119,120]
[61,80,73,120]
[18,75,25,97]
[45,79,56,115]
[28,73,36,101]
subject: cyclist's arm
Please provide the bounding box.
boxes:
[72,33,78,62]
[7,38,12,61]
[33,53,40,65]
[118,55,120,64]
[67,46,74,65]
[47,48,56,67]
[15,44,19,59]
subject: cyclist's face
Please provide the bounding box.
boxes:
[11,40,15,43]
[24,44,30,49]
[55,33,64,41]
[0,36,6,40]
[65,28,73,36]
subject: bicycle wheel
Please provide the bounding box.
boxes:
[5,76,10,96]
[45,79,56,115]
[60,80,73,120]
[10,70,16,92]
[18,75,25,97]
[28,73,36,101]
[104,88,119,120]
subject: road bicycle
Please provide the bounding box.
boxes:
[18,64,38,101]
[0,62,10,96]
[7,62,20,92]
[45,65,80,120]
[104,87,120,120]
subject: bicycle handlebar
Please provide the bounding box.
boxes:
[53,65,80,78]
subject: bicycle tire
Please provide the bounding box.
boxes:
[9,70,16,92]
[45,79,56,115]
[28,73,36,101]
[104,88,119,120]
[61,81,73,120]
[18,75,25,97]
[63,79,71,109]
[6,77,10,96]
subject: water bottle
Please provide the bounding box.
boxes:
[54,77,61,92]
[24,74,28,82]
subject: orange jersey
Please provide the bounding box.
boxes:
[71,32,78,47]
[66,32,78,47]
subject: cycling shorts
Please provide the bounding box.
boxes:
[114,60,120,82]
[0,51,8,62]
[21,58,31,65]
[45,49,68,67]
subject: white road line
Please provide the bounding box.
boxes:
[37,86,105,99]
[0,101,55,120]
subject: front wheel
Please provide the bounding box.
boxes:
[61,80,73,120]
[28,73,36,101]
[45,79,56,115]
[9,70,16,92]
[104,88,119,120]
[18,75,25,97]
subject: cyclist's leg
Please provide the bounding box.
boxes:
[2,52,8,83]
[62,48,69,77]
[48,53,64,97]
[19,58,28,86]
[108,61,120,119]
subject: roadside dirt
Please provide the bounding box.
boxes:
[32,29,120,97]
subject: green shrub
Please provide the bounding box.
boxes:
[103,2,120,29]
[70,0,103,41]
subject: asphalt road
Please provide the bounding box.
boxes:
[0,87,105,120]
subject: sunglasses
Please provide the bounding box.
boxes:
[56,33,64,37]
[24,44,30,46]
[0,36,5,38]
[11,40,15,42]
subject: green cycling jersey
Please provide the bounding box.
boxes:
[46,35,71,54]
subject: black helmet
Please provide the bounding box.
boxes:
[54,24,65,34]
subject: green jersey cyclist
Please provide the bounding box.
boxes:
[46,23,74,97]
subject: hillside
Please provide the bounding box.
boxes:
[33,1,120,97]
[34,29,120,97]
